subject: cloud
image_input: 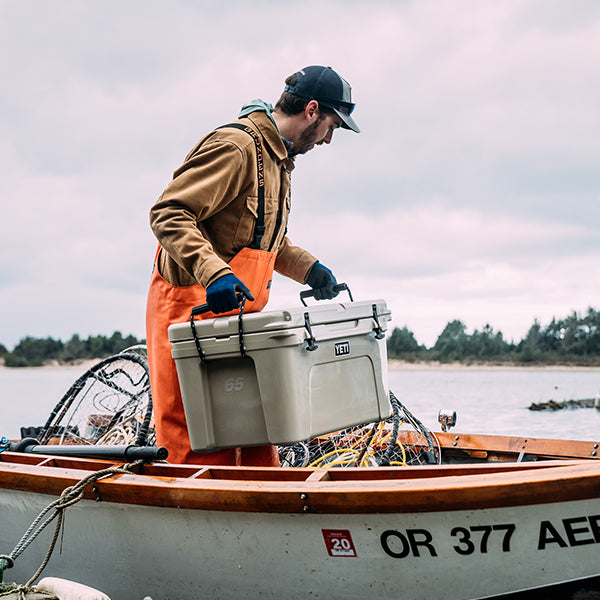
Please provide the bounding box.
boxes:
[0,0,598,353]
[277,202,600,344]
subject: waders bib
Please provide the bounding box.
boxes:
[146,123,281,466]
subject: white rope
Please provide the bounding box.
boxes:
[1,461,142,588]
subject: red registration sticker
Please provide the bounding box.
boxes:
[322,529,357,557]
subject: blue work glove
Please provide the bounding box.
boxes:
[206,273,254,314]
[306,262,339,300]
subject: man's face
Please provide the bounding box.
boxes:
[292,112,342,156]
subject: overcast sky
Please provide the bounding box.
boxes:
[1,0,599,349]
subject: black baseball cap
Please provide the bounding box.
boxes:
[284,65,360,133]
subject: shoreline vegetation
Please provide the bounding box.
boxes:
[1,356,600,373]
[0,332,142,369]
[387,307,600,369]
[1,307,599,369]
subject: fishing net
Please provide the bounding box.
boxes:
[31,347,438,468]
[36,347,154,447]
[278,391,440,468]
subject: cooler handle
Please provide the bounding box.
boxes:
[300,283,353,307]
[189,294,249,363]
[190,292,247,317]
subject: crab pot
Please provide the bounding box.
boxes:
[168,300,391,452]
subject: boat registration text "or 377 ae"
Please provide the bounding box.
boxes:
[322,513,600,558]
[380,514,600,559]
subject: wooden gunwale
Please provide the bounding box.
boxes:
[1,455,599,514]
[1,432,598,514]
[406,431,600,460]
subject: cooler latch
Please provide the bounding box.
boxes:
[372,304,386,340]
[304,312,318,351]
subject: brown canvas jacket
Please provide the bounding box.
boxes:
[150,111,317,289]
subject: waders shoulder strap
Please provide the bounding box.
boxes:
[217,123,265,250]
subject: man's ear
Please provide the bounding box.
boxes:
[305,100,320,122]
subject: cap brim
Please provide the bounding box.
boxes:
[333,107,360,133]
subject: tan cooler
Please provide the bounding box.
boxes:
[168,299,391,452]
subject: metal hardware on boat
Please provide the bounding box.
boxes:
[300,493,311,512]
[92,485,102,502]
[371,304,386,339]
[438,409,457,432]
[439,410,456,432]
[303,313,318,351]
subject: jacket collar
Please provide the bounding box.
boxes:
[244,112,294,166]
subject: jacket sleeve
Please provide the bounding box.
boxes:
[149,139,250,288]
[274,236,318,284]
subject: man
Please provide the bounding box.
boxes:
[146,65,360,466]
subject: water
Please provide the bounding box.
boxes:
[388,366,600,442]
[0,367,87,440]
[1,364,599,442]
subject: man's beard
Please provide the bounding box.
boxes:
[290,118,323,156]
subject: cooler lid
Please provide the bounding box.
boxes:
[168,299,391,343]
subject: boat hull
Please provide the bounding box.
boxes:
[2,480,600,599]
[2,431,600,600]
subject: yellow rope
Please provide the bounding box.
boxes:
[308,448,360,468]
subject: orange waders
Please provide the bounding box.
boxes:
[145,245,279,466]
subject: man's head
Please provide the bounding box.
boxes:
[275,65,359,134]
[273,65,359,156]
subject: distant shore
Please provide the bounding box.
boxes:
[0,358,98,371]
[387,360,600,371]
[2,357,600,372]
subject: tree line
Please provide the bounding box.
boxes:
[2,307,599,367]
[0,332,143,367]
[388,307,600,366]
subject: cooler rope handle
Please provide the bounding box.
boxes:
[189,294,249,362]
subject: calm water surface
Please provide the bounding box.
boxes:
[1,365,599,442]
[388,367,600,441]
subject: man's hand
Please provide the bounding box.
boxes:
[206,273,254,314]
[306,262,339,300]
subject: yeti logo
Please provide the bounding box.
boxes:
[334,341,351,357]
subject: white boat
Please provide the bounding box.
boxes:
[1,431,600,600]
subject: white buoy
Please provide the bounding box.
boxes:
[35,578,111,600]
